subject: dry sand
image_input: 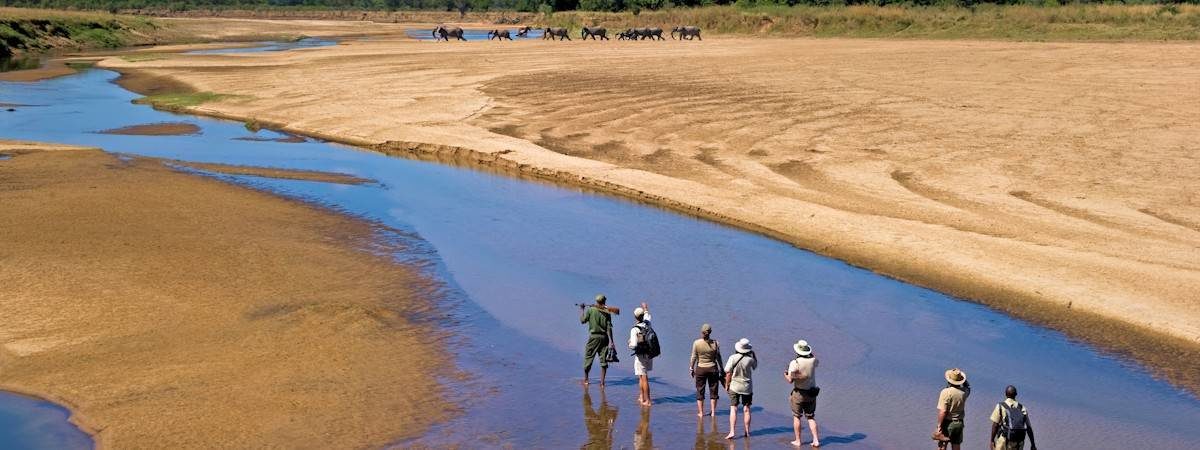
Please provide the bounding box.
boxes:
[0,141,453,448]
[97,23,1200,390]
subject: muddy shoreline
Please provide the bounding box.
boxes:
[104,65,1200,397]
[0,141,456,448]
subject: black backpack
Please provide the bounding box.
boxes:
[633,322,661,359]
[998,401,1028,442]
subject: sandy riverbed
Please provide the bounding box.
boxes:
[0,140,453,448]
[97,21,1200,391]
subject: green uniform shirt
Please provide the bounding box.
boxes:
[581,307,612,335]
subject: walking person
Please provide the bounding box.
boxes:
[579,294,614,386]
[690,323,724,416]
[990,385,1037,450]
[724,338,757,439]
[933,368,971,450]
[786,339,820,447]
[629,302,658,407]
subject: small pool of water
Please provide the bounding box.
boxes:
[0,392,91,450]
[405,27,544,41]
[184,37,338,55]
[2,69,1199,449]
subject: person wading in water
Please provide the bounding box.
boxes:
[786,339,821,447]
[629,302,657,407]
[724,338,757,439]
[690,323,724,417]
[934,368,971,450]
[579,294,615,386]
[990,385,1037,450]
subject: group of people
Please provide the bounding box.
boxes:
[579,294,1040,449]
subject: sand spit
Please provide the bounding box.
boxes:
[96,23,1200,391]
[98,122,201,136]
[0,140,452,448]
[163,158,373,185]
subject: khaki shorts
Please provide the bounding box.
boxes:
[789,390,816,418]
[730,392,753,407]
[939,419,964,446]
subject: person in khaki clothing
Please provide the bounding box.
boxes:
[689,323,724,417]
[990,385,1038,450]
[933,368,971,450]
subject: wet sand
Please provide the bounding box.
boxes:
[0,140,453,448]
[99,122,201,136]
[94,22,1200,393]
[164,159,372,184]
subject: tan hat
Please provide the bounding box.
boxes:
[701,323,712,333]
[595,294,606,304]
[945,368,967,386]
[793,340,812,356]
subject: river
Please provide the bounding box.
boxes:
[1,62,1198,449]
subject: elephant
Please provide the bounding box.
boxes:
[516,26,532,37]
[543,27,571,41]
[634,27,665,41]
[432,25,466,42]
[671,26,702,40]
[581,26,609,40]
[487,29,513,41]
[617,28,635,40]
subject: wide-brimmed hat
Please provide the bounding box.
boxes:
[701,323,712,333]
[595,294,607,304]
[735,338,752,353]
[793,340,812,356]
[945,368,967,386]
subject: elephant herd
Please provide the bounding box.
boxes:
[430,24,701,42]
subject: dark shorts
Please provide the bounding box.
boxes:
[789,390,817,418]
[583,334,609,370]
[730,392,753,407]
[939,419,964,446]
[694,366,720,400]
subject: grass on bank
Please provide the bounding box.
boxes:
[133,92,235,110]
[0,7,167,56]
[542,4,1200,41]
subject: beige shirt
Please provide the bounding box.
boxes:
[787,356,818,390]
[690,339,721,369]
[938,385,970,421]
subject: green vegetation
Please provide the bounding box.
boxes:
[133,91,236,110]
[543,4,1200,40]
[120,52,168,61]
[0,8,166,57]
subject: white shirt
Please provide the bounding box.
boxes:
[628,312,652,349]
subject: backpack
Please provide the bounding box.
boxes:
[633,322,661,359]
[998,401,1028,442]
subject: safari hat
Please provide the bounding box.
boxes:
[595,294,607,304]
[735,338,752,354]
[701,323,712,333]
[945,368,967,386]
[793,340,812,357]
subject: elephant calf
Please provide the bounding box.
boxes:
[543,27,571,41]
[487,29,513,41]
[671,26,702,41]
[581,26,609,40]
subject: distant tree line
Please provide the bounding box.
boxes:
[2,0,1194,14]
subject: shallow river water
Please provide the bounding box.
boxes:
[2,67,1199,449]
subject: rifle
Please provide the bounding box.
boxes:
[576,303,621,315]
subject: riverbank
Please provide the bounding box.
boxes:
[0,140,454,447]
[95,24,1200,394]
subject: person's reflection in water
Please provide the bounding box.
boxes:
[696,414,721,449]
[582,388,617,449]
[635,406,654,449]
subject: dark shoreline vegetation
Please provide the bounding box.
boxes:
[0,8,165,57]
